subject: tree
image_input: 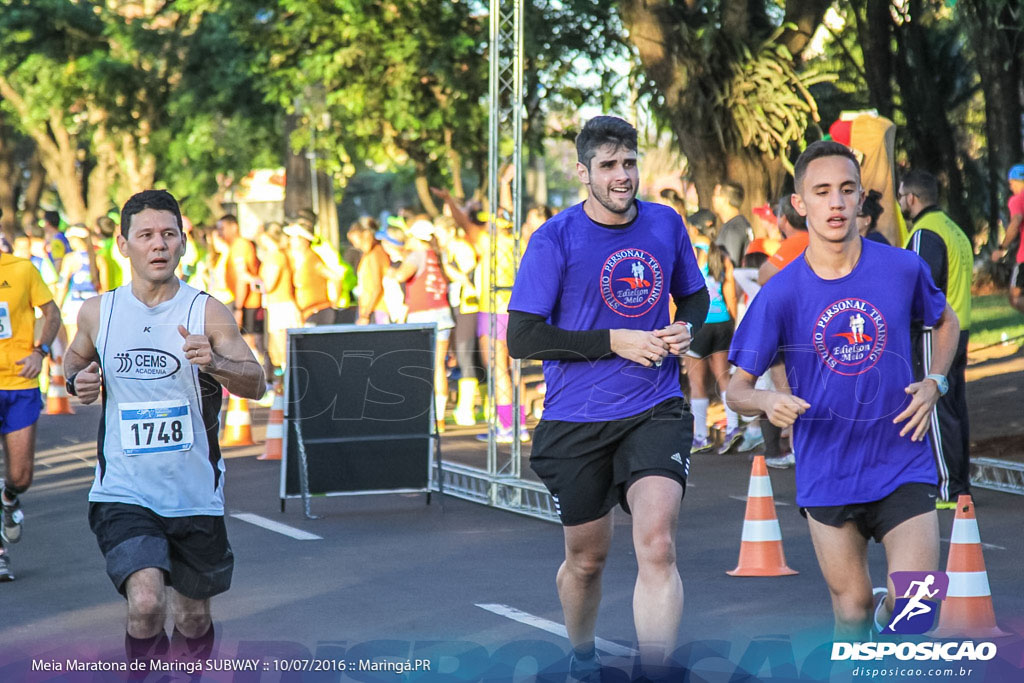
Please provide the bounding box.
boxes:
[0,1,280,226]
[618,0,832,215]
[233,0,488,215]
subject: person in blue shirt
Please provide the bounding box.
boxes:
[726,140,959,641]
[507,116,709,680]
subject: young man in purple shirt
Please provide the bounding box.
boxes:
[507,116,709,680]
[726,140,959,641]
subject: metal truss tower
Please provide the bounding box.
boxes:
[436,0,559,522]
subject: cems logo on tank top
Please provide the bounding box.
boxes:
[601,249,663,317]
[814,298,887,376]
[112,348,181,380]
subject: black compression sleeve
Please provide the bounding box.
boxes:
[507,310,612,361]
[673,286,710,336]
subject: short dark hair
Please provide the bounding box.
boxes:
[120,189,183,238]
[717,181,745,209]
[776,195,806,231]
[793,140,861,192]
[686,209,718,237]
[217,214,238,226]
[96,215,116,237]
[43,210,60,228]
[859,189,885,231]
[576,116,638,169]
[900,169,939,205]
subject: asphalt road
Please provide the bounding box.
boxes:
[1,402,1022,682]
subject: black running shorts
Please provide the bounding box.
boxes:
[801,482,937,542]
[529,397,693,526]
[88,502,234,600]
[240,307,266,336]
[686,320,735,359]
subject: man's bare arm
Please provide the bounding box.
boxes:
[187,298,265,399]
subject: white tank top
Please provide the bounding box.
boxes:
[89,281,225,516]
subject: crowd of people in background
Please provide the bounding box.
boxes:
[1,158,1021,461]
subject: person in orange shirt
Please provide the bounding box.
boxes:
[347,218,391,325]
[285,224,336,325]
[256,223,301,376]
[215,215,264,356]
[0,249,62,581]
[758,194,809,285]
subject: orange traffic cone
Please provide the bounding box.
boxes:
[46,355,74,415]
[257,386,284,461]
[931,495,1009,638]
[220,394,255,447]
[727,455,798,577]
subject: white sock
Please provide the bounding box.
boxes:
[691,398,709,440]
[723,392,738,430]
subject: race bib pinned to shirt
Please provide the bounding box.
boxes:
[0,302,11,340]
[118,399,194,455]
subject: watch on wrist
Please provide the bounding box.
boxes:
[925,373,949,396]
[66,371,79,397]
[34,343,51,356]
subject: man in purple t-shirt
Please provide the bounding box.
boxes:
[507,116,708,680]
[726,141,960,641]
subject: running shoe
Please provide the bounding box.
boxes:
[690,436,715,454]
[872,586,890,634]
[519,428,531,443]
[936,499,957,510]
[0,494,22,545]
[0,552,13,582]
[737,428,764,453]
[476,428,515,444]
[765,453,796,469]
[717,428,743,455]
[568,652,601,683]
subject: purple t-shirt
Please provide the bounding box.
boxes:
[509,200,705,421]
[728,238,946,507]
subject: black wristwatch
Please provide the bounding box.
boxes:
[66,371,79,397]
[34,343,51,357]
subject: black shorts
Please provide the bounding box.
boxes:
[88,502,234,600]
[1012,263,1024,289]
[530,397,692,526]
[800,482,937,542]
[240,307,265,336]
[687,320,734,359]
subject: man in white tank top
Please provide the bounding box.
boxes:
[64,190,264,665]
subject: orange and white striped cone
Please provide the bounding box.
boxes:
[931,495,1009,638]
[220,394,255,447]
[257,386,284,461]
[727,455,798,577]
[46,355,75,415]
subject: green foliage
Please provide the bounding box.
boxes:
[712,29,834,171]
[0,0,280,220]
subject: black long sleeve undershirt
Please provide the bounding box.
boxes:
[507,286,710,361]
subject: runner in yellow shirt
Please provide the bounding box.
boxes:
[0,250,62,581]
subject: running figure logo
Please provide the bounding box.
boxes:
[883,571,949,634]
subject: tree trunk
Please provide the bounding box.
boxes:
[960,0,1024,243]
[21,151,45,234]
[892,0,972,233]
[414,160,440,217]
[284,112,313,220]
[855,0,895,118]
[0,121,17,241]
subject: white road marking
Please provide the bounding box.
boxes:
[230,513,322,540]
[475,603,638,657]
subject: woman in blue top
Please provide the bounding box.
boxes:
[685,236,739,455]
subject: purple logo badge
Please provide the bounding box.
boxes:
[883,571,949,634]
